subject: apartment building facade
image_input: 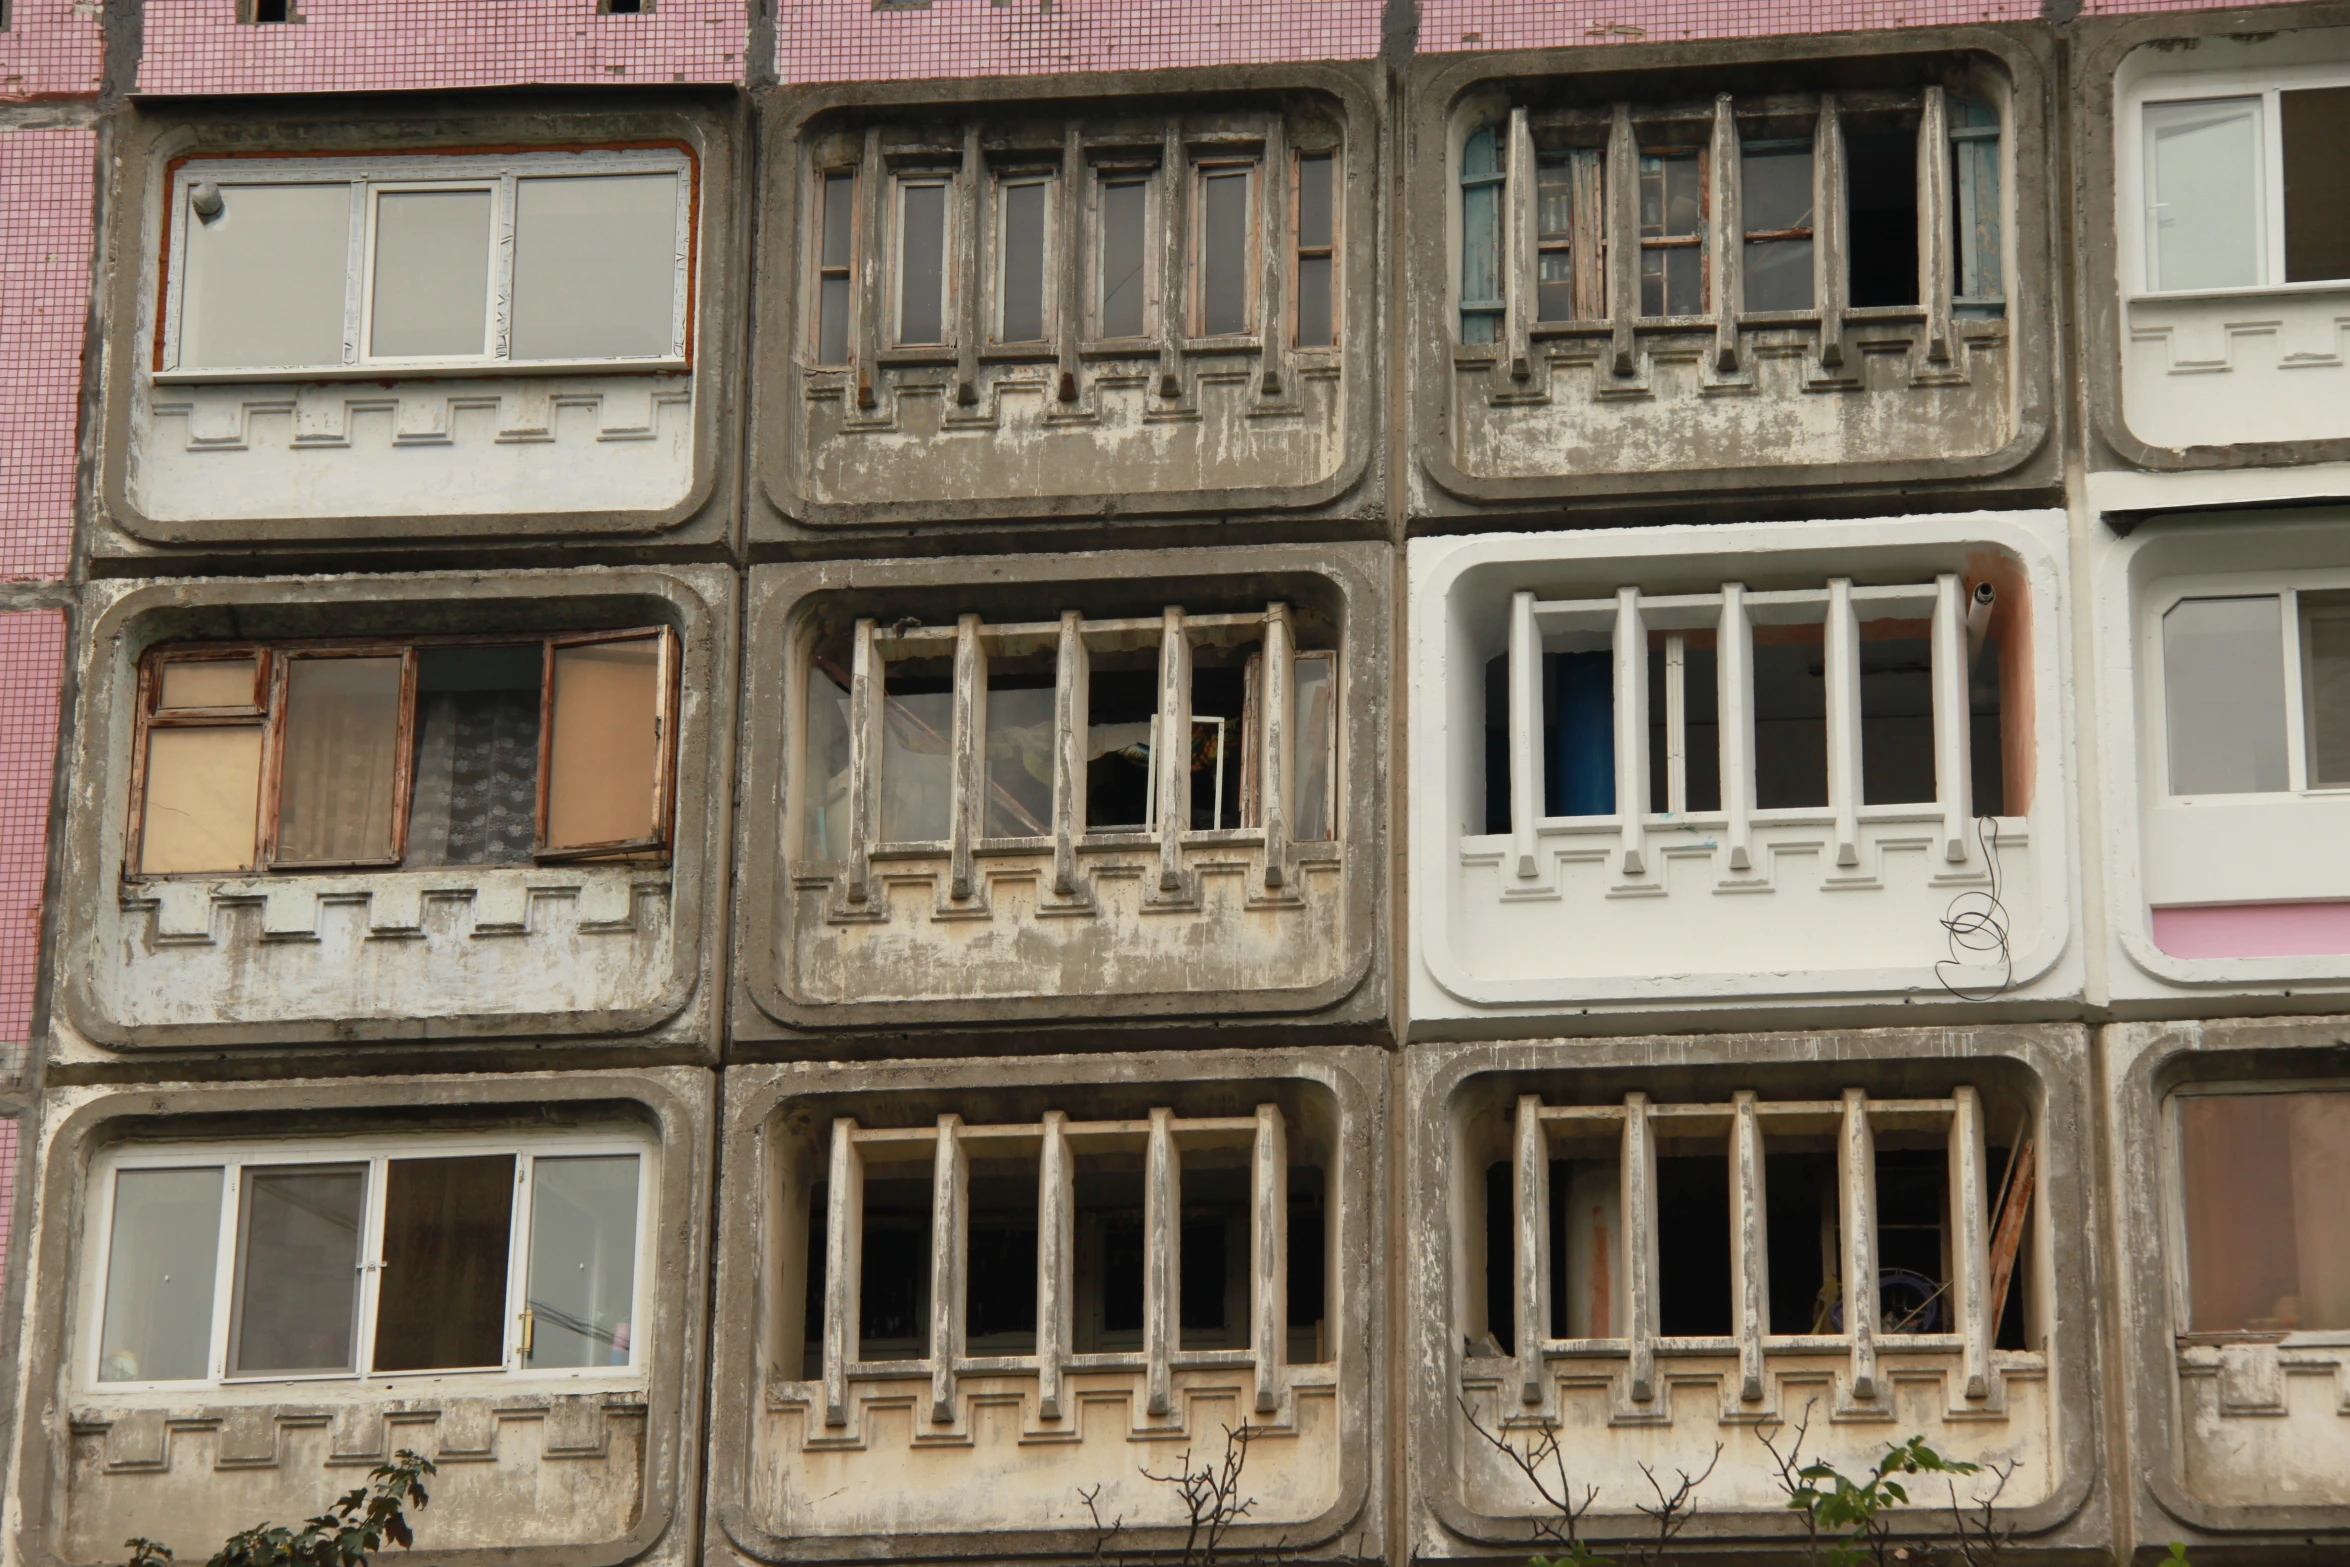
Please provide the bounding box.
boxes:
[0,1,2343,1565]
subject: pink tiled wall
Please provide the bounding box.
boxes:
[0,611,61,1081]
[0,1118,17,1301]
[772,0,1384,82]
[0,0,105,100]
[0,128,91,585]
[1417,0,2260,51]
[135,0,748,95]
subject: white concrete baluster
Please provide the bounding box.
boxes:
[1252,1103,1289,1413]
[823,1119,865,1427]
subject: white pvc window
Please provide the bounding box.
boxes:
[2157,582,2350,798]
[2135,76,2350,294]
[84,1132,651,1391]
[161,148,693,380]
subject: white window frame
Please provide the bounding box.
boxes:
[2140,565,2350,805]
[890,169,958,349]
[990,167,1058,346]
[158,148,694,382]
[2123,61,2350,300]
[79,1128,656,1395]
[2161,1080,2350,1350]
[1088,164,1159,344]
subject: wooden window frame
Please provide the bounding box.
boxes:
[1188,158,1261,342]
[989,166,1058,348]
[260,644,420,872]
[812,166,860,368]
[1290,149,1338,350]
[1087,161,1159,345]
[1737,136,1817,305]
[1636,142,1710,319]
[890,168,958,350]
[125,628,681,882]
[535,627,683,864]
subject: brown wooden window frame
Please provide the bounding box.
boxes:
[1189,157,1262,341]
[1636,141,1710,320]
[1290,149,1338,350]
[812,166,860,369]
[126,628,681,882]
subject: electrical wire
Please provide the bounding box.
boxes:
[1935,815,2013,1002]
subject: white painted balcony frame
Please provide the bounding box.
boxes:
[156,149,696,383]
[1491,1087,2009,1417]
[815,1105,1292,1429]
[1492,573,1982,884]
[814,603,1332,908]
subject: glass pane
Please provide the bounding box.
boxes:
[408,645,541,869]
[511,173,679,361]
[373,1155,514,1372]
[1742,143,1812,234]
[369,189,492,358]
[1099,178,1148,338]
[1297,255,1333,348]
[818,276,852,365]
[2164,596,2288,796]
[2146,98,2264,291]
[1536,253,1573,325]
[802,656,853,860]
[1860,633,1936,805]
[1745,238,1814,311]
[821,170,856,270]
[233,1164,365,1375]
[141,725,263,875]
[1296,154,1333,250]
[984,679,1055,838]
[2307,592,2350,788]
[526,1155,640,1369]
[999,179,1049,342]
[1550,651,1614,816]
[881,670,952,843]
[159,657,256,711]
[276,655,403,864]
[1639,152,1701,238]
[180,182,350,371]
[2180,1091,2350,1333]
[545,638,663,851]
[1292,652,1335,841]
[1536,155,1573,240]
[99,1167,223,1383]
[1753,638,1829,809]
[2282,87,2350,284]
[1640,246,1703,318]
[898,181,947,345]
[1086,665,1157,831]
[1200,167,1252,336]
[1459,127,1500,342]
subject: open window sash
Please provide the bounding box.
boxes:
[261,645,419,872]
[536,627,680,862]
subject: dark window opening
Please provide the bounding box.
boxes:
[374,1155,515,1372]
[1483,1158,1515,1347]
[858,1176,933,1358]
[2283,87,2350,285]
[1287,1167,1329,1362]
[1079,1169,1145,1349]
[248,0,292,21]
[409,645,542,869]
[602,0,646,12]
[1752,638,1828,809]
[1190,658,1248,830]
[1860,631,1935,806]
[1648,642,1722,814]
[1483,656,1511,835]
[1765,1151,1838,1335]
[1874,1149,1949,1334]
[968,1168,1040,1352]
[1549,651,1614,817]
[1086,662,1159,831]
[1845,127,1919,308]
[1654,1153,1731,1337]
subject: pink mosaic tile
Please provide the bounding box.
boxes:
[1419,0,2268,48]
[0,610,61,1080]
[772,0,1383,83]
[0,1118,16,1296]
[135,0,747,95]
[0,128,91,585]
[0,0,106,101]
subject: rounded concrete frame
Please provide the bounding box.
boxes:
[745,63,1388,555]
[5,1067,713,1567]
[54,566,736,1065]
[1400,1026,2113,1560]
[1400,27,2061,525]
[730,542,1390,1052]
[2105,1015,2350,1553]
[2072,2,2350,477]
[703,1048,1386,1567]
[91,92,746,561]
